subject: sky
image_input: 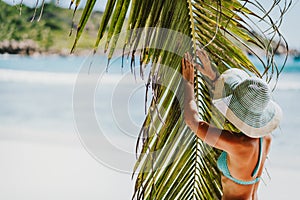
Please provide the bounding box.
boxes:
[3,0,300,49]
[279,0,300,49]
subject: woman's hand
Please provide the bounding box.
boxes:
[182,50,218,83]
[181,52,194,84]
[194,49,218,81]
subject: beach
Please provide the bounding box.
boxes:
[0,54,299,199]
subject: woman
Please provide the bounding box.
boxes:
[181,50,282,200]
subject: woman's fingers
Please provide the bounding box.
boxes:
[181,57,186,69]
[182,52,200,73]
[196,49,203,59]
[187,52,193,62]
[181,59,193,83]
[196,49,210,65]
[196,49,208,59]
[182,54,190,73]
[194,63,203,72]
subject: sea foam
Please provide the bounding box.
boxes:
[0,69,145,86]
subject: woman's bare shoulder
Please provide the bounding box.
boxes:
[264,135,272,144]
[263,135,272,154]
[218,130,258,154]
[230,134,272,156]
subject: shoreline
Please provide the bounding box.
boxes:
[0,39,102,57]
[1,39,300,58]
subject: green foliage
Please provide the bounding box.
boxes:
[0,1,50,47]
[0,1,103,53]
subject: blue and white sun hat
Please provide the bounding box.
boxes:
[212,68,282,138]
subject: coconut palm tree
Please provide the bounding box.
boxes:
[68,0,290,199]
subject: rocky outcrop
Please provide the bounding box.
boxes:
[0,40,39,55]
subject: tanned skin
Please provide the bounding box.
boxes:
[182,50,272,200]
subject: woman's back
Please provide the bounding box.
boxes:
[221,135,272,200]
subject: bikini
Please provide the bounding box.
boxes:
[217,137,263,185]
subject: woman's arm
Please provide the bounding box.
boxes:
[182,52,245,152]
[183,79,221,147]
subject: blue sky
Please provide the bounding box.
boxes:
[4,0,300,49]
[279,0,300,48]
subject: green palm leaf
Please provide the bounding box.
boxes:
[69,0,289,199]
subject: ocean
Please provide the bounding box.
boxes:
[0,54,299,199]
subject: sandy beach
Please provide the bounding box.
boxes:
[0,123,298,199]
[0,133,133,199]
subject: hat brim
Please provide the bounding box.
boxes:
[213,95,282,138]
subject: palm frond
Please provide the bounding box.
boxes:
[68,0,290,199]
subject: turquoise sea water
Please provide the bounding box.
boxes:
[0,54,299,199]
[0,54,299,138]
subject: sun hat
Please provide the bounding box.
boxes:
[212,68,282,138]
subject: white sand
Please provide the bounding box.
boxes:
[0,127,298,200]
[259,167,300,199]
[0,128,134,200]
